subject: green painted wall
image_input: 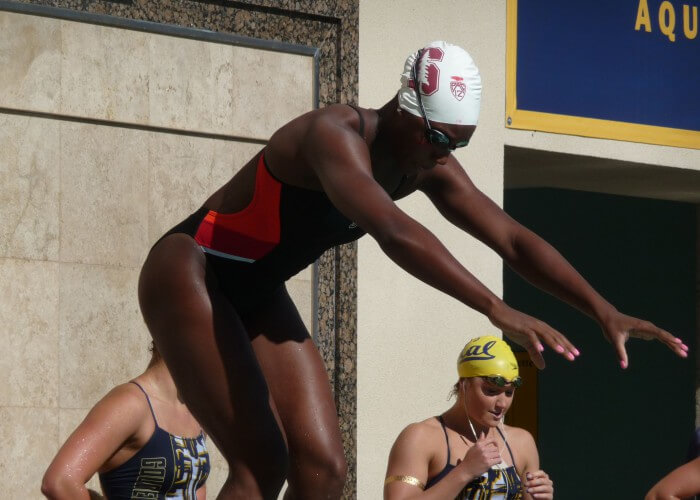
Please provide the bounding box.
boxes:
[504,188,696,499]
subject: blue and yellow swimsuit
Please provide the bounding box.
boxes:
[98,382,210,500]
[425,416,523,499]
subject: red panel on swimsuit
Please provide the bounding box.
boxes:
[194,155,281,262]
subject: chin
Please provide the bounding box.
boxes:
[486,413,504,425]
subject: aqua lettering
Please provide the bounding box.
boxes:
[659,1,677,41]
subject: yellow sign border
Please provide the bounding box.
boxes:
[505,0,700,150]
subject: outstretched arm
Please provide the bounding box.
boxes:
[307,117,576,368]
[420,157,687,368]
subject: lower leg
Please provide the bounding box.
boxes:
[217,455,289,500]
[244,287,348,500]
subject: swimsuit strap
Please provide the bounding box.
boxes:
[346,103,408,197]
[130,381,158,426]
[496,426,517,470]
[436,415,451,465]
[391,174,409,198]
[346,104,365,138]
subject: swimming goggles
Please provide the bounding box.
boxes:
[411,49,470,151]
[484,375,523,388]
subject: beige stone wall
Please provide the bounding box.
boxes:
[0,12,312,138]
[1,10,314,498]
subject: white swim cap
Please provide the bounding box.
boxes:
[398,41,482,126]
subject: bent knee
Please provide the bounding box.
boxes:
[222,431,290,494]
[321,452,348,485]
[290,448,347,494]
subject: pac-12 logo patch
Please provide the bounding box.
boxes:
[450,76,466,101]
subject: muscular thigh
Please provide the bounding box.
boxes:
[242,287,344,459]
[138,234,284,455]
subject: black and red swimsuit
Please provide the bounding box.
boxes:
[161,151,367,311]
[160,106,409,311]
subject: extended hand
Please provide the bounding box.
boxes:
[488,301,579,369]
[600,310,688,369]
[523,470,553,499]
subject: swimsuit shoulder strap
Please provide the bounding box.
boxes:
[346,104,365,139]
[130,381,158,426]
[346,103,407,198]
[436,415,451,465]
[496,426,517,470]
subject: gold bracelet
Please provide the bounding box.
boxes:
[384,475,426,490]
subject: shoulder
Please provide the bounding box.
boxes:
[391,417,444,456]
[87,382,151,425]
[503,425,535,444]
[307,104,364,135]
[387,417,446,479]
[503,425,537,452]
[301,105,374,173]
[50,382,151,468]
[270,103,365,155]
[503,425,539,468]
[307,105,368,151]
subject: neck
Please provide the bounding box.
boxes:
[375,95,401,141]
[140,358,180,403]
[443,402,495,441]
[369,95,401,171]
[377,95,400,120]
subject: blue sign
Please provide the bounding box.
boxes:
[506,0,700,149]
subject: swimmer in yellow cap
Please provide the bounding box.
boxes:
[385,336,553,499]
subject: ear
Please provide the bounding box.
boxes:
[460,378,468,394]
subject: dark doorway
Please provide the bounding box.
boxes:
[504,187,696,499]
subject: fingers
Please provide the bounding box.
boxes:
[625,318,689,360]
[525,472,551,485]
[536,320,580,361]
[525,341,545,370]
[630,322,689,358]
[525,471,553,499]
[613,334,629,369]
[483,447,501,467]
[476,436,499,449]
[464,439,502,476]
[496,304,579,365]
[487,455,501,468]
[475,439,500,455]
[654,328,689,358]
[524,322,580,368]
[527,487,553,496]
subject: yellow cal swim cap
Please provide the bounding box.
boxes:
[457,336,519,381]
